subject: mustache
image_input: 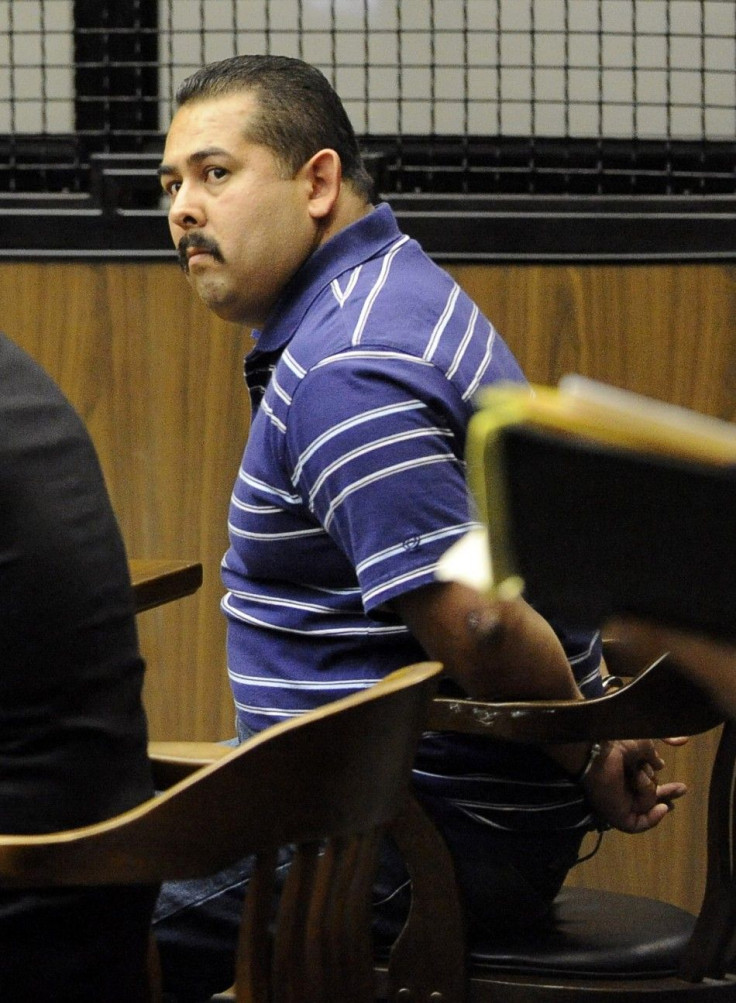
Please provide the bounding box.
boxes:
[177,233,225,273]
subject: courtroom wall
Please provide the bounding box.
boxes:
[2,258,734,913]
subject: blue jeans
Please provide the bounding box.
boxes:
[152,783,584,1001]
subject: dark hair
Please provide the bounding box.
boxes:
[175,54,374,201]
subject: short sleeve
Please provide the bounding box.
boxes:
[284,349,478,612]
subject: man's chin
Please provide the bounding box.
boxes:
[195,282,244,323]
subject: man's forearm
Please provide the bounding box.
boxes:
[394,580,594,776]
[394,580,582,701]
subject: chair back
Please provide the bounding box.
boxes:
[0,661,442,1003]
[380,654,736,1001]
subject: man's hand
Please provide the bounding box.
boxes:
[580,738,687,833]
[581,738,689,830]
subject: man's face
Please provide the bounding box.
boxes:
[159,92,319,327]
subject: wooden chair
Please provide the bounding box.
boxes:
[377,649,736,1001]
[0,661,442,1003]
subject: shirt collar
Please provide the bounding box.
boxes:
[249,202,402,356]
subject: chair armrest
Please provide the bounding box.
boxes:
[148,741,231,788]
[601,636,649,680]
[427,655,723,743]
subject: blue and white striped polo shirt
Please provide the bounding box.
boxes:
[222,202,602,834]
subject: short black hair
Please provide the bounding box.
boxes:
[175,54,374,201]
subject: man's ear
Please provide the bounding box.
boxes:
[303,148,342,220]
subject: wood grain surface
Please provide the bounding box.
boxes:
[2,258,735,914]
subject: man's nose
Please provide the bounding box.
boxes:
[169,183,205,230]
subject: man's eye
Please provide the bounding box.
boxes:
[206,167,228,182]
[165,181,181,196]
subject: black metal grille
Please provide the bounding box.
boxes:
[364,135,736,196]
[73,2,158,153]
[2,0,735,199]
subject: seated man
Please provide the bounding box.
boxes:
[154,54,684,1001]
[0,332,156,1001]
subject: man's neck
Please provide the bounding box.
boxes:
[315,189,373,250]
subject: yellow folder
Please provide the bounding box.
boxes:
[453,376,736,638]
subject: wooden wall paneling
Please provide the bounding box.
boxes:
[98,262,255,742]
[2,259,734,917]
[446,262,736,419]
